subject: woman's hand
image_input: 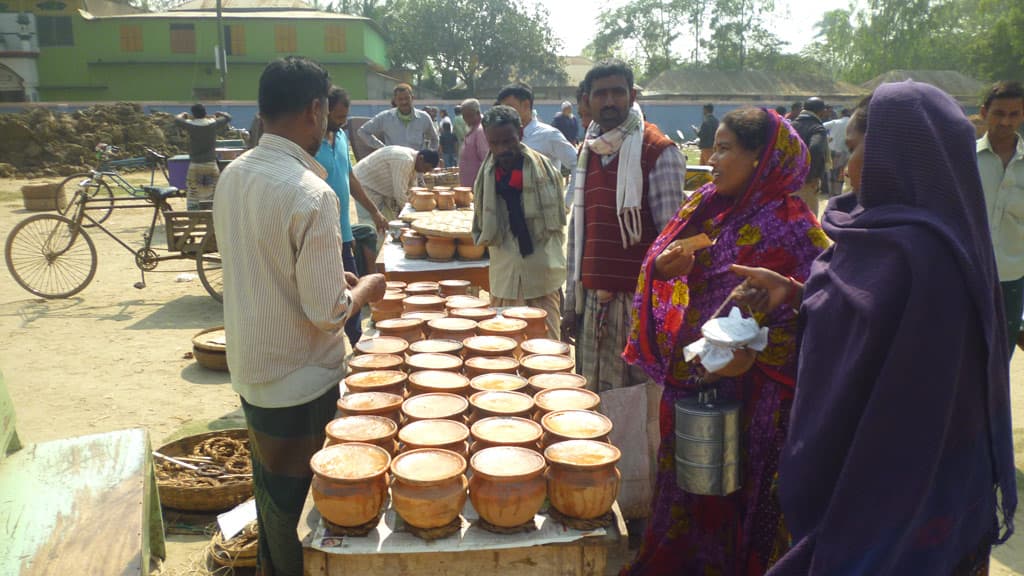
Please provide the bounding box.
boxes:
[654,245,695,280]
[730,264,800,314]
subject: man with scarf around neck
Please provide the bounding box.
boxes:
[563,58,687,527]
[471,105,566,339]
[358,83,439,152]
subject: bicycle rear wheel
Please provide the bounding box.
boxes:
[56,173,114,227]
[197,251,223,302]
[5,214,97,299]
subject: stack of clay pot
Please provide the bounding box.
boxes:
[313,288,622,535]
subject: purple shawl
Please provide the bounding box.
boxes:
[769,82,1016,575]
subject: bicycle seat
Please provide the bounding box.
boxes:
[142,185,180,200]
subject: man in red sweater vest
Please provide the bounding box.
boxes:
[563,59,687,531]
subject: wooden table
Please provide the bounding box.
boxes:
[298,494,627,576]
[375,241,490,291]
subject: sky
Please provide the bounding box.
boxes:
[537,0,856,57]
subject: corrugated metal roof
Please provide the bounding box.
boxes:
[83,0,146,16]
[644,69,863,99]
[860,70,986,100]
[169,0,314,10]
[82,8,366,20]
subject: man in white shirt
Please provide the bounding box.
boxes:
[352,145,439,227]
[497,82,578,174]
[358,83,439,151]
[213,56,386,576]
[824,108,851,196]
[977,80,1024,355]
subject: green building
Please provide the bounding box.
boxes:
[0,0,395,102]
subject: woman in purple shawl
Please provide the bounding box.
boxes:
[735,82,1017,575]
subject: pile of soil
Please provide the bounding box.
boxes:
[0,102,242,179]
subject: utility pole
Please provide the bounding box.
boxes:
[216,0,226,98]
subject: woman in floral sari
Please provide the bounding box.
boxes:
[621,108,827,575]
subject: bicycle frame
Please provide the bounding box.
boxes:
[66,191,181,267]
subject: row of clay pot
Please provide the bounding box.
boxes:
[409,186,473,211]
[310,439,621,532]
[401,232,486,261]
[347,350,574,381]
[371,288,489,322]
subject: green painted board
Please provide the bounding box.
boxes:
[0,428,165,575]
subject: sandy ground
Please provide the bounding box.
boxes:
[3,176,1024,575]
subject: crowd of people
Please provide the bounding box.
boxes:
[210,54,1023,576]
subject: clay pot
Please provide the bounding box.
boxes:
[405,281,440,296]
[355,336,409,357]
[407,370,471,397]
[371,292,406,322]
[343,370,407,397]
[519,354,575,379]
[520,338,571,358]
[427,317,478,342]
[463,335,519,359]
[375,317,425,343]
[337,391,404,424]
[527,373,588,395]
[533,388,601,422]
[503,307,549,339]
[398,419,471,458]
[425,236,456,261]
[401,230,427,259]
[310,443,390,527]
[390,448,468,529]
[438,279,471,297]
[450,307,498,323]
[408,338,464,356]
[325,415,399,455]
[452,187,473,207]
[471,416,543,453]
[409,186,430,196]
[469,372,529,394]
[544,440,621,520]
[403,294,446,313]
[456,239,486,260]
[469,390,535,422]
[445,295,489,311]
[385,281,407,291]
[402,392,470,422]
[348,353,404,374]
[436,191,456,210]
[469,446,547,527]
[464,356,520,380]
[401,311,448,323]
[405,352,463,374]
[477,317,529,343]
[541,410,613,447]
[411,191,437,211]
[431,186,452,196]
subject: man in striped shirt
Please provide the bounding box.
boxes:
[352,145,439,226]
[213,56,386,576]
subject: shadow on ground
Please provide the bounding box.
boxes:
[180,361,231,386]
[129,294,223,330]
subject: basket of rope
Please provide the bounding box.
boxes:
[208,519,258,568]
[155,429,254,512]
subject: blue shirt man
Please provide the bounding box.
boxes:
[316,127,354,243]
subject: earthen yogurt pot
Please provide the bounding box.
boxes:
[354,336,409,357]
[527,372,588,395]
[325,415,399,455]
[462,335,518,359]
[407,370,471,397]
[426,317,478,342]
[533,388,601,422]
[541,409,613,447]
[405,281,440,296]
[470,416,543,453]
[371,291,406,322]
[502,307,549,339]
[343,369,407,397]
[402,392,470,422]
[310,442,390,527]
[438,279,471,297]
[403,294,447,313]
[544,439,621,520]
[405,352,463,374]
[469,390,535,422]
[449,307,498,322]
[336,391,404,424]
[375,317,425,343]
[445,295,489,311]
[519,354,575,379]
[477,317,529,343]
[463,356,520,379]
[398,418,471,459]
[468,372,530,394]
[520,338,571,357]
[408,338,464,356]
[469,446,546,528]
[390,448,468,529]
[348,353,404,374]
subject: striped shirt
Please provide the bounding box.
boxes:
[213,133,353,408]
[352,145,419,217]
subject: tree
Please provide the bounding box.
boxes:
[802,9,857,79]
[385,0,566,95]
[706,0,780,70]
[969,0,1024,81]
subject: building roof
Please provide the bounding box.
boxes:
[643,69,863,100]
[563,56,594,87]
[81,8,370,21]
[860,70,986,101]
[169,0,314,11]
[83,0,146,16]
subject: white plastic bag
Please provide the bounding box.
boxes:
[683,307,768,372]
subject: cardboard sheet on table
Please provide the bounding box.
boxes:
[311,499,606,554]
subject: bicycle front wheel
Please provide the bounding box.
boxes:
[5,214,98,298]
[56,173,114,227]
[197,251,223,303]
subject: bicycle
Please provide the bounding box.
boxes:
[55,143,179,227]
[5,179,222,302]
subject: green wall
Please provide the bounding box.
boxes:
[28,7,389,101]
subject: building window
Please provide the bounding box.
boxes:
[36,15,73,46]
[274,24,296,52]
[224,24,245,55]
[170,23,195,53]
[324,24,345,53]
[120,24,143,52]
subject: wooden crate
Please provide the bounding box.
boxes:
[164,210,217,254]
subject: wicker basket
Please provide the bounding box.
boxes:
[21,182,65,211]
[208,520,258,568]
[156,429,253,512]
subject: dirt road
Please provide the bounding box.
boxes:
[2,176,1023,575]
